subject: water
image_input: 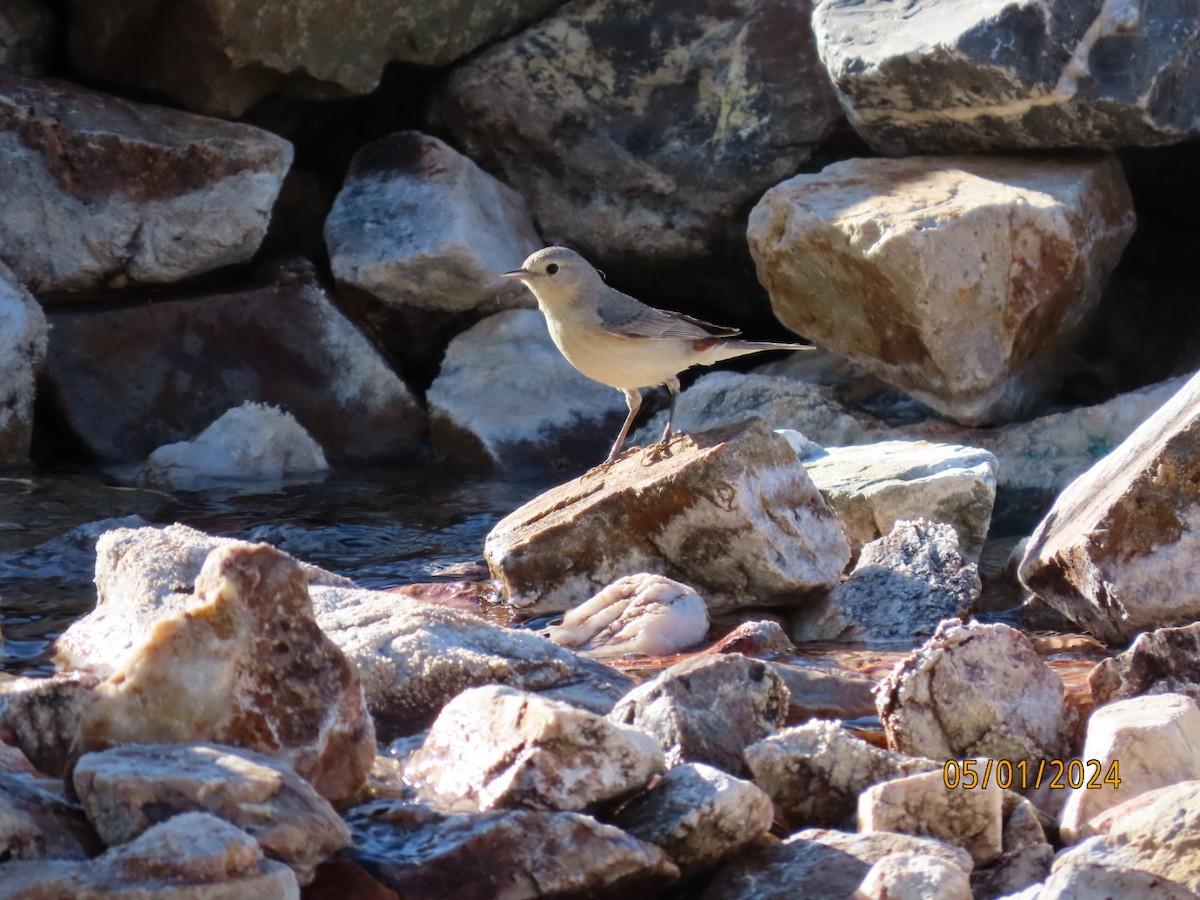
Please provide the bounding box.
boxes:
[0,462,565,677]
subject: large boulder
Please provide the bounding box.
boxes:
[426,309,626,470]
[485,419,850,614]
[1021,369,1200,644]
[748,154,1135,425]
[0,263,46,462]
[68,0,566,117]
[812,0,1200,154]
[0,76,291,294]
[42,259,425,463]
[325,133,542,379]
[436,0,844,301]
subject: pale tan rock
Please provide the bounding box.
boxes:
[0,262,45,462]
[75,543,375,807]
[877,621,1074,766]
[859,765,1003,865]
[347,800,679,896]
[748,154,1135,425]
[427,309,627,470]
[404,685,663,812]
[973,794,1055,899]
[803,440,997,562]
[700,828,972,900]
[0,811,298,899]
[1021,369,1200,644]
[545,573,710,659]
[1060,693,1200,843]
[743,719,939,830]
[0,77,291,294]
[857,852,972,900]
[790,519,979,642]
[485,419,850,615]
[609,654,789,774]
[612,763,774,876]
[1035,852,1200,900]
[73,743,350,884]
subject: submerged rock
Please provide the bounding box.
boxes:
[0,76,290,294]
[876,621,1075,769]
[0,811,299,899]
[427,309,626,470]
[73,743,350,885]
[813,0,1200,153]
[0,263,46,462]
[1021,369,1200,644]
[138,402,328,489]
[791,519,979,642]
[74,543,375,808]
[485,419,850,614]
[347,800,679,897]
[748,154,1135,425]
[608,654,789,775]
[544,573,710,659]
[404,685,663,812]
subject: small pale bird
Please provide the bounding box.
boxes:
[503,246,814,464]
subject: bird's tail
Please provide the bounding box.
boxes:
[704,339,815,362]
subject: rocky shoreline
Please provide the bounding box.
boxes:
[3,0,1200,897]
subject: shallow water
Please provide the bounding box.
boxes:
[0,462,565,677]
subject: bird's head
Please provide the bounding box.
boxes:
[503,246,605,308]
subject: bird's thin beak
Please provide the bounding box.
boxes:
[502,269,531,281]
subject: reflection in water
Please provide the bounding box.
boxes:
[0,463,562,676]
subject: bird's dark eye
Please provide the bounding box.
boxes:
[546,263,559,275]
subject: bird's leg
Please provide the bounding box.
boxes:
[604,388,642,465]
[659,377,681,446]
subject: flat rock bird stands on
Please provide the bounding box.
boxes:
[504,247,813,463]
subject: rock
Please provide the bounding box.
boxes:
[426,309,626,470]
[0,811,298,899]
[326,132,539,316]
[0,767,101,862]
[0,263,46,462]
[857,852,973,900]
[609,654,789,774]
[486,419,850,615]
[308,584,635,740]
[56,523,351,675]
[138,402,328,489]
[72,743,350,885]
[613,763,773,876]
[42,258,424,463]
[0,76,291,294]
[1059,693,1200,843]
[1034,850,1200,900]
[1048,780,1200,896]
[767,662,878,723]
[708,619,794,657]
[347,800,679,896]
[74,543,376,808]
[544,573,710,659]
[636,369,1189,501]
[860,765,1004,865]
[791,519,979,642]
[436,0,844,302]
[304,859,399,900]
[812,0,1200,154]
[972,795,1055,899]
[876,621,1074,766]
[1020,369,1200,644]
[0,673,99,778]
[69,0,564,117]
[0,1,54,75]
[748,154,1135,426]
[1090,623,1200,706]
[802,440,997,562]
[404,685,663,812]
[743,719,939,830]
[700,828,972,900]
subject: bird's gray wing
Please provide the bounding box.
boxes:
[597,290,742,340]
